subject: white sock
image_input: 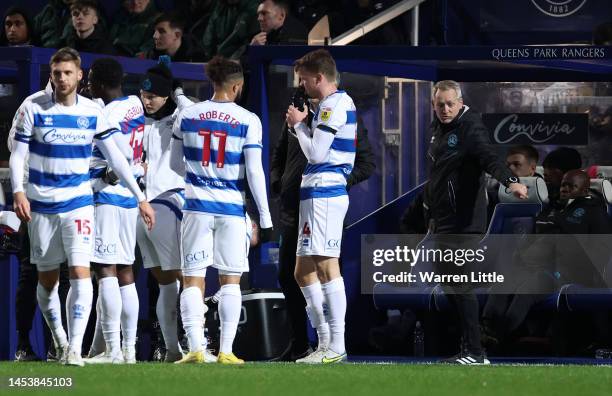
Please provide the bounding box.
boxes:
[201,298,208,351]
[90,298,105,354]
[120,283,139,350]
[218,284,241,355]
[180,286,203,353]
[321,277,346,354]
[99,277,122,355]
[157,282,180,354]
[66,278,93,352]
[300,282,329,349]
[36,282,68,348]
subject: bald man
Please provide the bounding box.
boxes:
[559,169,590,201]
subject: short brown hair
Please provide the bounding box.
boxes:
[49,47,82,69]
[70,0,100,17]
[294,49,337,82]
[507,144,539,164]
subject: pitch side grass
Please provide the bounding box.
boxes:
[1,362,611,396]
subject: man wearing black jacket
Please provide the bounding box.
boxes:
[424,80,528,364]
[250,0,308,46]
[270,107,375,361]
[64,1,114,55]
[482,170,611,347]
[143,13,204,62]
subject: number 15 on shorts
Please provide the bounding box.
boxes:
[75,219,92,235]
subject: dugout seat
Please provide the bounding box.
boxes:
[434,177,552,311]
[487,176,549,235]
[561,256,612,312]
[557,179,612,312]
[376,177,550,312]
[589,178,612,219]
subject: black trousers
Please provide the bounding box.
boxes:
[15,226,69,349]
[430,230,483,356]
[442,285,483,356]
[278,223,310,354]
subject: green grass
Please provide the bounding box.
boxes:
[1,362,611,396]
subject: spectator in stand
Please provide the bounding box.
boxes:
[250,0,308,46]
[33,0,73,49]
[110,0,160,57]
[202,0,259,61]
[1,7,35,47]
[142,12,203,62]
[64,0,114,55]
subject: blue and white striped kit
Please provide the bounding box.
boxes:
[300,90,357,200]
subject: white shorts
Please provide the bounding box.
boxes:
[92,204,138,265]
[137,201,182,271]
[29,205,94,270]
[181,212,249,277]
[296,195,348,258]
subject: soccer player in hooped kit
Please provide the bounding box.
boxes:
[285,49,357,364]
[85,57,146,364]
[169,56,273,364]
[9,47,155,366]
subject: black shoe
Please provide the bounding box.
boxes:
[267,341,313,362]
[480,324,500,349]
[442,352,490,365]
[151,346,166,362]
[179,335,189,354]
[47,345,58,362]
[291,346,313,362]
[15,345,40,362]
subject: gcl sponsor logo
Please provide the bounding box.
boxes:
[95,238,117,255]
[185,250,208,263]
[327,239,340,248]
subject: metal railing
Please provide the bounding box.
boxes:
[331,0,427,46]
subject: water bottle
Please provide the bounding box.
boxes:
[413,321,425,357]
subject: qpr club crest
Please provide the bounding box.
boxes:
[530,0,588,17]
[77,116,90,129]
[447,133,458,148]
[142,79,152,91]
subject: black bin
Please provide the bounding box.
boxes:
[205,288,290,361]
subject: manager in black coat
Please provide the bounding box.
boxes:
[423,80,528,364]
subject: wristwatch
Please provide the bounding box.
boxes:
[502,176,520,188]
